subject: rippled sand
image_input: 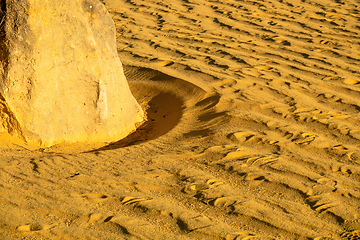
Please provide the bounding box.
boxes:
[1,0,360,239]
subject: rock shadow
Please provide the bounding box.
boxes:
[93,91,184,151]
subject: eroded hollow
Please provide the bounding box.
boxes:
[96,88,184,150]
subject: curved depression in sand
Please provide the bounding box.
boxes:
[96,66,210,150]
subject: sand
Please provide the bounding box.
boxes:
[1,0,360,239]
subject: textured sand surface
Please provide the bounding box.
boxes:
[1,0,360,239]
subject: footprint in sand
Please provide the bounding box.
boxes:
[87,213,131,235]
[305,178,338,213]
[182,178,224,195]
[332,164,354,176]
[285,131,316,145]
[121,196,152,206]
[207,196,237,208]
[17,223,56,232]
[80,193,109,202]
[17,223,44,232]
[88,213,114,224]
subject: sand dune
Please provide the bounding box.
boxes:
[1,0,360,239]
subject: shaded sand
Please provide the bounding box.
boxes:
[1,0,360,239]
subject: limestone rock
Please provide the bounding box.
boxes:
[0,0,144,146]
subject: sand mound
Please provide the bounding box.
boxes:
[1,0,360,239]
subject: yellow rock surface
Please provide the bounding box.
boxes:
[0,0,144,146]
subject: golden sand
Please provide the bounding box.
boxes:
[1,0,360,239]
